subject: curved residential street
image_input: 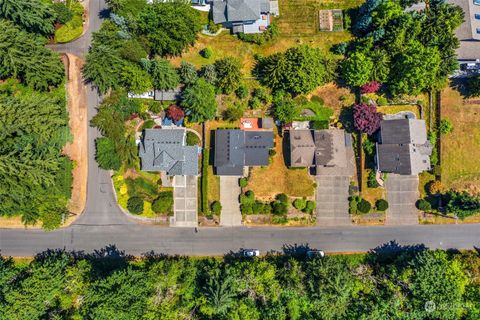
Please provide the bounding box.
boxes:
[1,1,479,257]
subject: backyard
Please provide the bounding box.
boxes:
[170,0,362,75]
[441,86,480,193]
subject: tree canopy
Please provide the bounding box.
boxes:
[181,78,217,123]
[0,81,72,229]
[341,0,463,95]
[255,45,336,95]
[0,20,64,91]
[0,0,56,35]
[0,246,479,319]
[136,2,202,56]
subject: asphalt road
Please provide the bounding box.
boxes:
[0,1,479,257]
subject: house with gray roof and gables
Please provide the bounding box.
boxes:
[376,119,432,175]
[212,0,279,34]
[214,129,274,176]
[139,128,200,176]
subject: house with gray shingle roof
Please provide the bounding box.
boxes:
[448,0,480,61]
[376,119,432,175]
[212,0,279,34]
[139,128,200,176]
[214,129,274,176]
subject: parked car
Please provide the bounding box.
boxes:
[306,249,325,258]
[242,249,260,257]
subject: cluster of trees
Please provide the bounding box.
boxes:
[0,21,64,91]
[254,45,336,95]
[84,1,202,94]
[0,81,72,229]
[0,0,56,35]
[92,94,140,170]
[1,246,479,319]
[341,0,464,95]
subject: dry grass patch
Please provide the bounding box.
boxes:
[377,105,421,119]
[248,131,315,200]
[441,86,480,191]
[310,83,355,116]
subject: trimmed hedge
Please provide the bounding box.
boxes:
[375,199,389,211]
[127,196,144,214]
[357,199,372,214]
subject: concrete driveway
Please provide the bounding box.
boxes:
[385,174,419,225]
[219,176,242,226]
[173,176,198,227]
[315,176,351,226]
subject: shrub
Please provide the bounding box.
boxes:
[272,202,288,215]
[240,203,253,215]
[152,191,174,214]
[357,199,372,214]
[268,149,276,157]
[178,61,198,85]
[239,177,248,188]
[353,103,383,135]
[331,42,348,55]
[52,2,73,24]
[440,119,453,135]
[272,215,288,224]
[466,74,480,97]
[377,96,388,106]
[375,199,389,211]
[186,131,200,146]
[304,201,316,213]
[207,20,221,33]
[127,196,144,214]
[249,97,261,109]
[200,47,213,59]
[240,191,255,205]
[293,198,307,210]
[140,119,155,131]
[148,101,162,113]
[253,201,270,214]
[223,105,244,122]
[349,196,359,214]
[276,193,289,204]
[367,170,379,188]
[211,201,222,215]
[236,85,249,99]
[428,180,446,195]
[166,105,185,121]
[360,81,381,94]
[417,199,432,211]
[252,87,272,104]
[363,138,376,157]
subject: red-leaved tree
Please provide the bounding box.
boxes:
[166,105,185,121]
[353,103,383,135]
[360,81,381,94]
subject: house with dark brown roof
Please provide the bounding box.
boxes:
[289,129,354,176]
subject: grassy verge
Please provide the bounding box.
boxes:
[201,148,209,214]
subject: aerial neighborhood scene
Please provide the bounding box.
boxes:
[1,0,480,318]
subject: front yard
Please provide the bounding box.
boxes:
[248,129,315,200]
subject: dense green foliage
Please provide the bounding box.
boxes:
[0,20,64,91]
[152,191,174,214]
[417,198,432,211]
[85,1,202,93]
[445,191,480,220]
[440,119,454,135]
[342,0,463,95]
[255,45,336,95]
[466,75,480,97]
[136,2,202,56]
[95,137,122,170]
[178,61,198,85]
[0,0,55,35]
[91,94,140,168]
[0,81,72,229]
[181,78,217,123]
[127,196,144,214]
[375,199,389,211]
[214,57,242,94]
[1,246,477,319]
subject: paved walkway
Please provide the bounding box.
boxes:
[315,176,351,226]
[385,175,419,225]
[219,176,242,226]
[173,176,198,227]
